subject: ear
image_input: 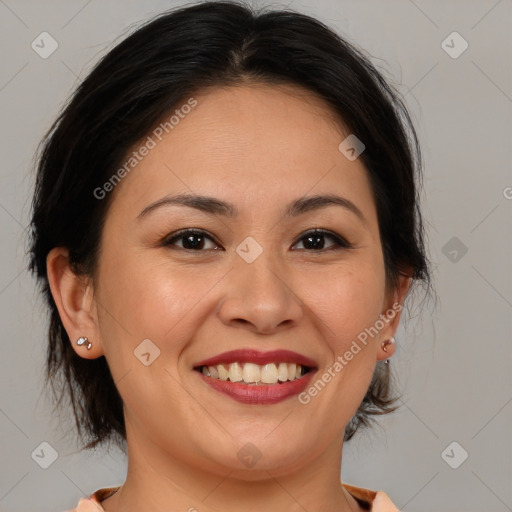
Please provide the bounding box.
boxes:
[376,272,412,362]
[46,247,104,359]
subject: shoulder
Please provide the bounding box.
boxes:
[343,482,400,511]
[68,484,399,512]
[65,487,119,512]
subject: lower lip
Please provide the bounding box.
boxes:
[196,370,316,404]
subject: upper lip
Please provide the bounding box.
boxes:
[194,349,318,369]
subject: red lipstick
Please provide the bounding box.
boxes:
[194,349,317,368]
[193,349,318,405]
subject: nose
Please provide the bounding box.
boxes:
[216,253,304,335]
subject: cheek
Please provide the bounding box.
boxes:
[303,263,385,349]
[297,269,383,427]
[97,250,221,349]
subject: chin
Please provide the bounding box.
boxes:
[200,437,317,478]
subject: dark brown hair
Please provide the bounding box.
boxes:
[28,0,432,451]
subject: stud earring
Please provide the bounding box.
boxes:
[381,337,395,364]
[381,336,395,353]
[76,336,92,350]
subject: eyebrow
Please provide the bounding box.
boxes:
[136,192,367,225]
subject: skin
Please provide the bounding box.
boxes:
[47,82,411,512]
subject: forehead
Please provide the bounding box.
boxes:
[181,82,348,156]
[107,82,377,225]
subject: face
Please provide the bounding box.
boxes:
[68,83,407,478]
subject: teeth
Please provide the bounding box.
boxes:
[199,362,307,384]
[243,362,261,383]
[261,363,278,384]
[277,362,288,382]
[217,363,229,380]
[228,362,243,382]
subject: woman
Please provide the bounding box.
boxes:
[29,1,431,510]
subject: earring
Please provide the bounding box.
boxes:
[381,336,395,353]
[76,336,92,350]
[381,337,395,364]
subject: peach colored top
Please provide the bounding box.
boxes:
[66,483,399,511]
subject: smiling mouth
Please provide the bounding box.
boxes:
[194,362,312,386]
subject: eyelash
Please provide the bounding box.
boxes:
[162,228,352,252]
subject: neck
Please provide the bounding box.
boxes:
[101,423,364,512]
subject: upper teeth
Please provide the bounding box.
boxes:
[200,362,306,384]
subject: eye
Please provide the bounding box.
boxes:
[292,229,351,251]
[162,228,351,252]
[162,229,221,251]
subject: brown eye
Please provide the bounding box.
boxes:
[163,229,221,251]
[292,229,351,251]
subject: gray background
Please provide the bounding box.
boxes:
[1,0,511,511]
